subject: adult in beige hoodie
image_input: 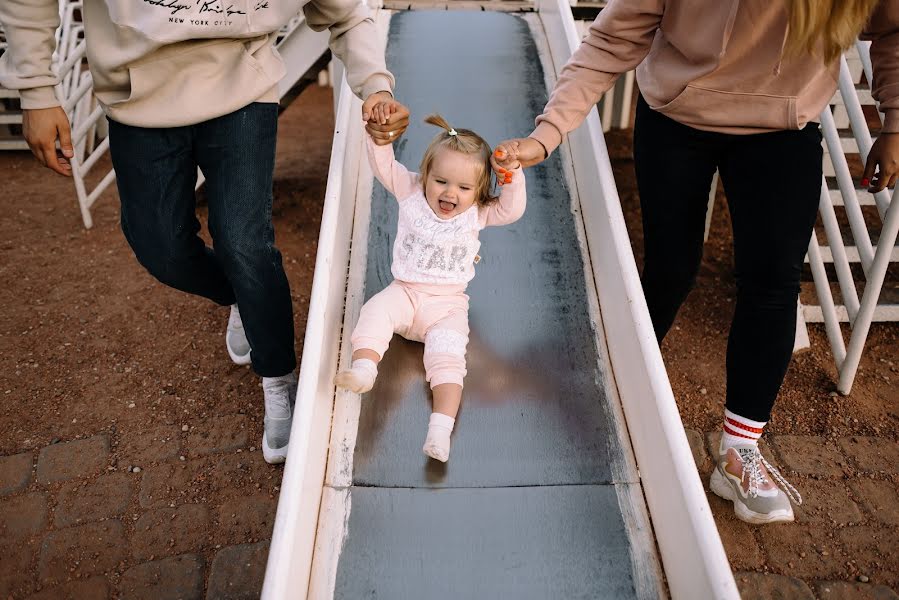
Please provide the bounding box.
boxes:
[0,0,409,465]
[495,0,899,524]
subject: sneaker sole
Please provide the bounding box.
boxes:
[710,468,794,525]
[262,432,288,465]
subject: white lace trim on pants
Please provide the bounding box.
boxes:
[424,329,468,356]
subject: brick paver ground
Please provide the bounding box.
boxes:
[694,428,899,597]
[1,432,280,598]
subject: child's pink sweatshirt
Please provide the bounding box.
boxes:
[365,135,527,292]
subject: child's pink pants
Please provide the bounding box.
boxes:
[351,281,469,388]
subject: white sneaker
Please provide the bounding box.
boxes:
[710,442,801,524]
[226,304,252,365]
[261,373,297,464]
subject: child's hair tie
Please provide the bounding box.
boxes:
[448,128,458,136]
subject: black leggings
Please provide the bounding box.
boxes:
[633,95,822,422]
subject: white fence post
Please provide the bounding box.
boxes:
[804,43,898,394]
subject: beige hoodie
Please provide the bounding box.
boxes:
[0,0,394,127]
[531,0,899,155]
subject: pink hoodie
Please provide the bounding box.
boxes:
[531,0,899,155]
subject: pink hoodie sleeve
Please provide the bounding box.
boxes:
[480,167,527,228]
[364,132,421,201]
[530,0,663,156]
[862,1,899,133]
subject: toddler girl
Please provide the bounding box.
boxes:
[335,107,526,462]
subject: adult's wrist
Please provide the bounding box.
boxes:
[361,76,394,102]
[529,121,561,158]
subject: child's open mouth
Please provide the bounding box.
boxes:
[438,200,456,214]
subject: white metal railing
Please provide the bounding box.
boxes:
[805,41,898,394]
[0,2,329,228]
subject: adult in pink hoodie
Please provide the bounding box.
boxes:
[496,0,899,524]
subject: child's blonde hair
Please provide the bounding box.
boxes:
[785,0,879,65]
[419,114,496,207]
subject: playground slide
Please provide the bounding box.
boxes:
[263,2,739,598]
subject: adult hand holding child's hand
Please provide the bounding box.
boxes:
[492,141,520,185]
[363,93,410,145]
[490,137,546,185]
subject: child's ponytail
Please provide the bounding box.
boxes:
[424,114,454,135]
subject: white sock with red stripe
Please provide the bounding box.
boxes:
[721,409,766,450]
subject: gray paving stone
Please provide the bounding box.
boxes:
[835,527,899,585]
[0,491,47,542]
[793,479,863,525]
[685,428,712,475]
[815,581,899,600]
[850,480,899,526]
[0,452,33,496]
[26,576,110,600]
[735,572,815,599]
[38,520,125,584]
[838,436,899,473]
[118,425,182,466]
[37,435,109,484]
[216,494,276,545]
[132,504,209,561]
[138,460,206,509]
[769,435,846,477]
[187,415,248,457]
[206,541,268,600]
[761,526,845,580]
[0,539,37,597]
[54,472,131,527]
[119,554,204,600]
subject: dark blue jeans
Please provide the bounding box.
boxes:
[108,103,296,377]
[633,95,822,422]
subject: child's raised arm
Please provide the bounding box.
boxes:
[481,165,527,227]
[364,129,420,202]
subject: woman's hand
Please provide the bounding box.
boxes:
[490,137,546,179]
[362,93,410,146]
[862,132,899,193]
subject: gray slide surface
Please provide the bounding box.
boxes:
[334,11,648,598]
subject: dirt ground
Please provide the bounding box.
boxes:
[1,83,897,598]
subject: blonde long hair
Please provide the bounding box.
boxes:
[419,114,496,207]
[785,0,879,64]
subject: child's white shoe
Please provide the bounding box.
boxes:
[422,412,455,463]
[334,358,378,393]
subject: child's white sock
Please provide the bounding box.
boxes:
[721,408,766,451]
[334,358,378,393]
[423,412,455,463]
